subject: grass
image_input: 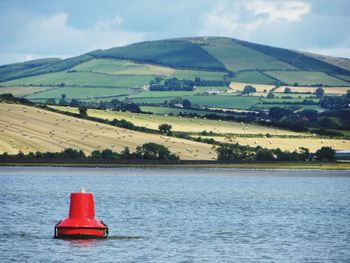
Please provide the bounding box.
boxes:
[184,95,261,109]
[201,38,296,71]
[25,87,132,100]
[90,39,226,71]
[73,58,174,76]
[230,71,277,85]
[1,71,154,87]
[0,86,56,97]
[140,106,236,116]
[169,69,226,80]
[52,106,305,136]
[0,103,216,160]
[264,71,350,86]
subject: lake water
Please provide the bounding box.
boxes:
[0,167,349,262]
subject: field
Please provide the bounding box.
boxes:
[206,136,350,152]
[73,59,174,75]
[0,103,216,160]
[185,95,260,109]
[264,71,350,86]
[230,71,277,84]
[25,87,132,100]
[201,38,296,72]
[274,85,350,95]
[52,106,304,136]
[140,106,235,116]
[0,86,56,97]
[230,82,275,93]
[1,71,154,87]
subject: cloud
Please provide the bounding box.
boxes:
[3,12,146,63]
[199,0,311,39]
[245,1,311,23]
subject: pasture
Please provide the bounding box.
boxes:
[264,71,350,86]
[1,71,154,87]
[0,86,56,97]
[0,103,216,160]
[25,86,132,100]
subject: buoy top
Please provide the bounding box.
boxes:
[69,192,95,219]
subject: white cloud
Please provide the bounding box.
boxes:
[199,0,311,39]
[14,12,145,61]
[245,1,311,23]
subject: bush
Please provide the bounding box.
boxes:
[315,147,336,161]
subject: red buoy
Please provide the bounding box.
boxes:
[54,191,108,239]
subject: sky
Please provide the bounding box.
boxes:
[0,0,349,65]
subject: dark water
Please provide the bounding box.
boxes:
[0,167,349,262]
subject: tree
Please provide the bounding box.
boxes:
[267,92,275,99]
[135,143,178,160]
[91,150,102,159]
[59,93,68,106]
[69,98,80,107]
[284,87,291,93]
[315,88,325,98]
[255,148,275,161]
[159,123,172,134]
[79,106,88,116]
[182,99,192,108]
[315,147,336,161]
[216,144,251,161]
[242,85,256,95]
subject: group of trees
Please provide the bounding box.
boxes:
[0,143,179,161]
[267,106,350,132]
[216,144,336,162]
[47,96,141,113]
[149,77,195,91]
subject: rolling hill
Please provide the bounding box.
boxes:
[0,37,349,111]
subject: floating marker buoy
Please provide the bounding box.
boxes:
[54,191,108,239]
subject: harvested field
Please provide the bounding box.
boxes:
[229,82,275,93]
[207,136,350,152]
[53,106,305,136]
[0,103,216,160]
[274,86,349,95]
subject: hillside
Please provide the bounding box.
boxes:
[0,37,349,114]
[0,103,216,160]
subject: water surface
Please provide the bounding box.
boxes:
[0,167,349,262]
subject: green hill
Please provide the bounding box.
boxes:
[1,37,349,111]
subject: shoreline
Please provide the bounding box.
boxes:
[0,161,349,170]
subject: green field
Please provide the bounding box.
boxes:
[73,58,174,76]
[334,74,350,82]
[202,38,296,72]
[169,69,226,80]
[1,71,154,87]
[252,103,321,110]
[140,106,235,116]
[264,71,350,86]
[183,95,260,109]
[25,86,132,100]
[230,71,277,85]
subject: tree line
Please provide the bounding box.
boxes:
[0,143,179,161]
